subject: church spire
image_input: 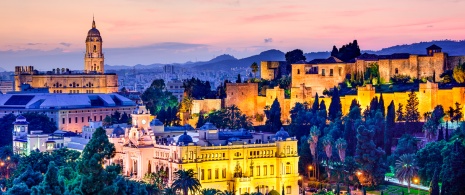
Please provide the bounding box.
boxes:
[92,15,96,29]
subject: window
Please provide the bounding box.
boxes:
[82,117,84,123]
[264,165,267,176]
[69,118,71,124]
[286,186,291,194]
[222,168,226,178]
[75,117,78,123]
[338,67,342,76]
[329,69,333,76]
[62,118,65,124]
[286,166,291,174]
[201,169,205,180]
[215,168,219,179]
[100,115,102,121]
[297,69,300,74]
[395,68,399,74]
[322,69,326,76]
[256,166,260,176]
[94,116,96,122]
[270,165,274,175]
[250,167,253,177]
[208,169,212,180]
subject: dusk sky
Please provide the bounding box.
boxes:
[1,0,465,71]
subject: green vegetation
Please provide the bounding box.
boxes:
[141,79,179,115]
[203,105,252,129]
[264,98,282,132]
[453,61,465,83]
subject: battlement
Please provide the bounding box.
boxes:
[15,66,35,75]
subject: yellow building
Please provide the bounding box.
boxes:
[110,105,300,195]
[14,18,118,93]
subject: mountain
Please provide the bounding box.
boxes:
[106,40,465,71]
[365,40,465,56]
[191,49,285,70]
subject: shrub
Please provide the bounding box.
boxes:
[390,75,411,84]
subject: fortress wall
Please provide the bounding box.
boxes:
[447,56,465,70]
[389,59,412,77]
[291,63,349,96]
[418,53,445,81]
[225,83,258,117]
[378,60,392,82]
[191,99,222,114]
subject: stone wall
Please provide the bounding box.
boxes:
[225,83,258,117]
[191,99,222,114]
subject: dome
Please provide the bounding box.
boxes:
[200,122,217,131]
[112,126,125,137]
[275,127,289,140]
[13,115,29,125]
[86,19,102,41]
[151,119,163,126]
[177,131,193,145]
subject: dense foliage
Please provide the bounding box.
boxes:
[141,79,179,115]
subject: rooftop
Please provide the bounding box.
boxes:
[0,93,136,109]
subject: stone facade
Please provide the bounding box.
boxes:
[13,18,118,93]
[260,61,285,80]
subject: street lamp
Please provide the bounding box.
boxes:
[413,177,420,195]
[356,171,363,191]
[308,165,313,178]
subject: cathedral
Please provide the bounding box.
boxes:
[14,18,118,94]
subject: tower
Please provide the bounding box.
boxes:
[84,17,104,73]
[12,115,29,154]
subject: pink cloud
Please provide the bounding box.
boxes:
[241,12,304,22]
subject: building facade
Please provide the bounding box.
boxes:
[14,18,118,93]
[0,93,136,132]
[109,106,300,195]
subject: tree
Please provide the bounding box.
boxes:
[395,154,418,193]
[335,138,347,163]
[379,94,385,117]
[172,169,201,195]
[11,165,43,189]
[453,102,463,123]
[332,40,361,62]
[236,74,242,83]
[355,125,386,187]
[405,90,420,122]
[265,99,282,132]
[331,45,339,57]
[31,161,64,195]
[250,62,259,78]
[429,168,440,195]
[76,127,120,194]
[200,188,221,195]
[344,106,360,156]
[328,87,342,121]
[285,49,306,74]
[103,115,113,126]
[452,62,465,83]
[312,93,319,113]
[440,140,465,194]
[120,112,129,124]
[396,103,405,122]
[385,101,395,156]
[0,114,16,147]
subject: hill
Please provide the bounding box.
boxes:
[106,40,465,71]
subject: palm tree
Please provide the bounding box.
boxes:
[200,188,222,195]
[163,186,176,195]
[220,190,235,195]
[250,62,259,78]
[395,154,418,193]
[335,138,347,163]
[308,126,321,180]
[172,169,201,195]
[322,135,333,180]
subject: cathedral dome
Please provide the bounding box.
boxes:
[86,19,102,41]
[177,131,193,145]
[275,127,289,140]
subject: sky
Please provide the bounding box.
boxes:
[1,0,465,71]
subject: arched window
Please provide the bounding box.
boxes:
[93,45,97,52]
[395,68,399,74]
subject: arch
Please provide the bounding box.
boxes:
[93,45,97,52]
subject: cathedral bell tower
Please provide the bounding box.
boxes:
[84,17,104,74]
